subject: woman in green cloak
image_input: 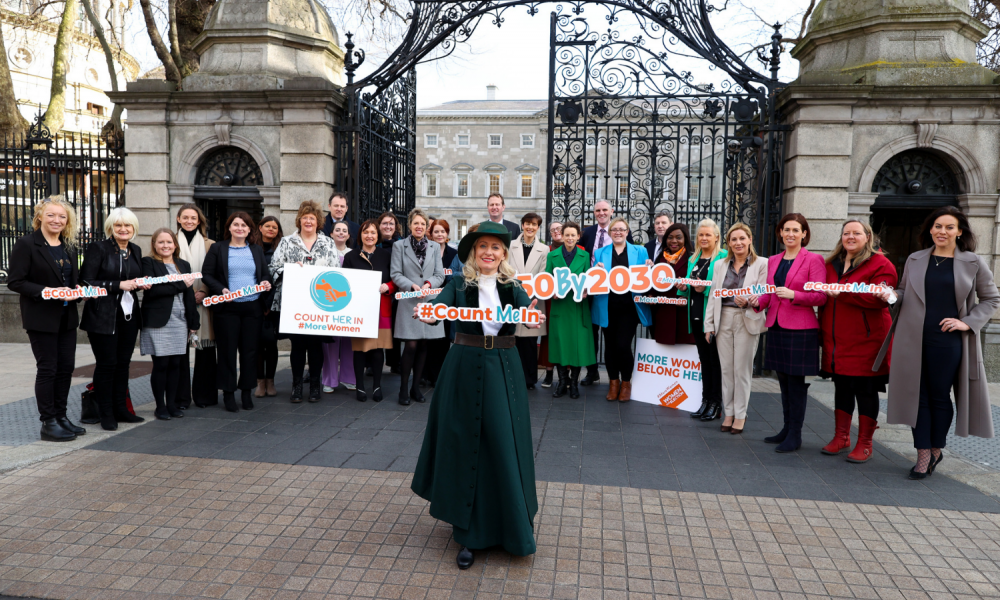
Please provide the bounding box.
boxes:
[410,221,544,569]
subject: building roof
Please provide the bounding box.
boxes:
[418,99,548,118]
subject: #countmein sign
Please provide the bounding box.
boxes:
[279,264,381,338]
[629,338,703,412]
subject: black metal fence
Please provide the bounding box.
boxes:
[0,117,125,282]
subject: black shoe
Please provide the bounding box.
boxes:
[356,389,367,402]
[580,371,599,386]
[372,387,383,402]
[40,419,76,442]
[398,391,411,406]
[154,411,171,421]
[56,417,85,435]
[241,389,254,410]
[764,426,789,444]
[291,377,303,403]
[930,451,944,473]
[168,408,184,418]
[456,546,474,570]
[690,400,709,419]
[527,384,535,390]
[116,413,145,423]
[223,392,239,413]
[308,376,322,402]
[553,367,569,398]
[541,371,554,388]
[569,368,581,399]
[908,465,930,480]
[699,403,721,421]
[99,413,117,431]
[410,385,426,403]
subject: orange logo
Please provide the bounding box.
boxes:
[658,383,688,408]
[315,280,347,302]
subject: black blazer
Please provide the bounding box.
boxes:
[497,219,521,239]
[201,241,270,305]
[441,244,459,275]
[582,223,635,255]
[644,238,659,261]
[6,230,80,333]
[140,257,200,331]
[322,214,360,247]
[342,247,392,284]
[79,238,143,334]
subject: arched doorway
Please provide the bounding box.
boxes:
[870,150,959,275]
[194,146,265,240]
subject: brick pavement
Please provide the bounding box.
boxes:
[2,450,1000,600]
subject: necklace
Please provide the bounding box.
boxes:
[933,255,950,267]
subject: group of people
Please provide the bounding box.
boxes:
[9,190,999,569]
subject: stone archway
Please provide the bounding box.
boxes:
[193,146,267,240]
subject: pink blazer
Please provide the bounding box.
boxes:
[756,248,827,329]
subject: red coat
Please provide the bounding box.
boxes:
[819,252,897,377]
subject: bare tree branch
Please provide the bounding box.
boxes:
[81,0,125,138]
[42,0,80,134]
[168,0,184,73]
[138,0,182,83]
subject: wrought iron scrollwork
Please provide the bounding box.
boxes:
[195,147,264,187]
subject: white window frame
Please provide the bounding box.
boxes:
[424,134,438,148]
[457,219,469,240]
[425,172,439,197]
[618,178,629,200]
[586,175,599,199]
[488,133,503,148]
[487,173,502,196]
[520,134,534,148]
[455,172,470,197]
[456,134,471,147]
[520,174,533,198]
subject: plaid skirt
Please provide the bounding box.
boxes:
[763,325,819,376]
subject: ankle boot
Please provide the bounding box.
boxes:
[40,419,76,442]
[606,380,621,401]
[265,379,277,396]
[56,417,85,435]
[847,416,878,463]
[618,381,632,402]
[553,367,569,398]
[290,376,303,403]
[776,394,806,453]
[821,409,852,455]
[765,390,791,443]
[541,370,553,388]
[308,374,322,402]
[223,392,239,412]
[700,401,722,421]
[241,389,254,410]
[255,379,266,398]
[690,400,709,419]
[569,367,581,399]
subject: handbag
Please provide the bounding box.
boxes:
[261,316,277,345]
[79,382,137,423]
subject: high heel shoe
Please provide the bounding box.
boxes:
[730,419,745,435]
[372,387,383,402]
[356,388,367,402]
[223,392,239,413]
[409,385,426,403]
[690,400,709,419]
[930,451,944,474]
[699,402,721,421]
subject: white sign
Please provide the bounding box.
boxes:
[278,264,381,338]
[630,338,704,411]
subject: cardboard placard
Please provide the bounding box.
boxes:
[630,339,703,412]
[278,265,381,338]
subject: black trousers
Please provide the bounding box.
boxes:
[777,371,809,428]
[588,323,602,376]
[515,336,539,387]
[177,347,192,408]
[692,318,722,404]
[192,347,218,405]
[289,334,324,381]
[833,375,880,421]
[151,355,182,414]
[424,336,451,385]
[27,307,77,422]
[913,345,962,450]
[214,302,261,392]
[87,309,140,419]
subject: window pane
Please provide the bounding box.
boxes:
[458,135,469,146]
[521,134,533,147]
[457,174,469,197]
[457,219,468,239]
[521,174,532,198]
[586,176,597,198]
[619,179,629,199]
[426,134,437,146]
[489,134,501,147]
[489,174,501,195]
[427,174,437,196]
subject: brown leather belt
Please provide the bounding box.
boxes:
[454,332,515,350]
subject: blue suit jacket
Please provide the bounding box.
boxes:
[589,243,653,328]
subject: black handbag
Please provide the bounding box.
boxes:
[261,316,277,344]
[80,383,100,424]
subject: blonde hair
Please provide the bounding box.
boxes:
[407,207,429,230]
[827,219,878,267]
[32,196,79,248]
[691,218,721,261]
[461,235,519,287]
[608,217,629,233]
[104,207,139,240]
[724,222,758,265]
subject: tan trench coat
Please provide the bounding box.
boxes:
[874,248,1000,438]
[510,235,549,337]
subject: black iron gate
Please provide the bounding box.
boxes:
[0,116,125,282]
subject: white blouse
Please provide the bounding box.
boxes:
[478,275,502,336]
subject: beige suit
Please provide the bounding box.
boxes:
[510,235,549,337]
[704,256,769,420]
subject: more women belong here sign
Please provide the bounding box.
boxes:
[630,338,704,411]
[279,264,381,338]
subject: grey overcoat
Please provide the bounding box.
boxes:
[509,235,549,337]
[874,248,1000,438]
[391,236,445,340]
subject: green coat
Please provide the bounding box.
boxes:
[545,247,596,367]
[410,276,537,556]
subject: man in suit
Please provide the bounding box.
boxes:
[644,209,674,261]
[322,192,360,244]
[579,200,635,386]
[487,193,521,239]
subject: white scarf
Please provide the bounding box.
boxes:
[177,229,214,347]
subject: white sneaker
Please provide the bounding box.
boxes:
[322,385,335,393]
[343,383,356,391]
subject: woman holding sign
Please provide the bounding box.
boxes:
[749,213,827,453]
[704,223,768,434]
[202,212,271,412]
[390,208,446,405]
[650,223,696,346]
[411,221,543,569]
[511,213,549,390]
[591,217,652,402]
[140,229,201,420]
[80,207,150,431]
[8,197,87,441]
[875,207,999,479]
[545,222,596,398]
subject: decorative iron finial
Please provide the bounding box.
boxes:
[769,23,782,81]
[344,32,366,87]
[26,111,52,147]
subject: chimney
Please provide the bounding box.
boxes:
[486,84,497,101]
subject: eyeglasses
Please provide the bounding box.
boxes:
[610,228,628,233]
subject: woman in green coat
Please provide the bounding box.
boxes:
[545,221,596,399]
[410,221,544,570]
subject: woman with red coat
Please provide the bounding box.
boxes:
[818,220,897,463]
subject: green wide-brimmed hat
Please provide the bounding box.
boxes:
[457,221,512,263]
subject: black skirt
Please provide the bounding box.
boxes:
[764,325,819,376]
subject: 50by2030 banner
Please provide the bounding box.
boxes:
[278,264,381,338]
[629,339,703,412]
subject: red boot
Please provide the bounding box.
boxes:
[821,409,852,455]
[847,415,878,463]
